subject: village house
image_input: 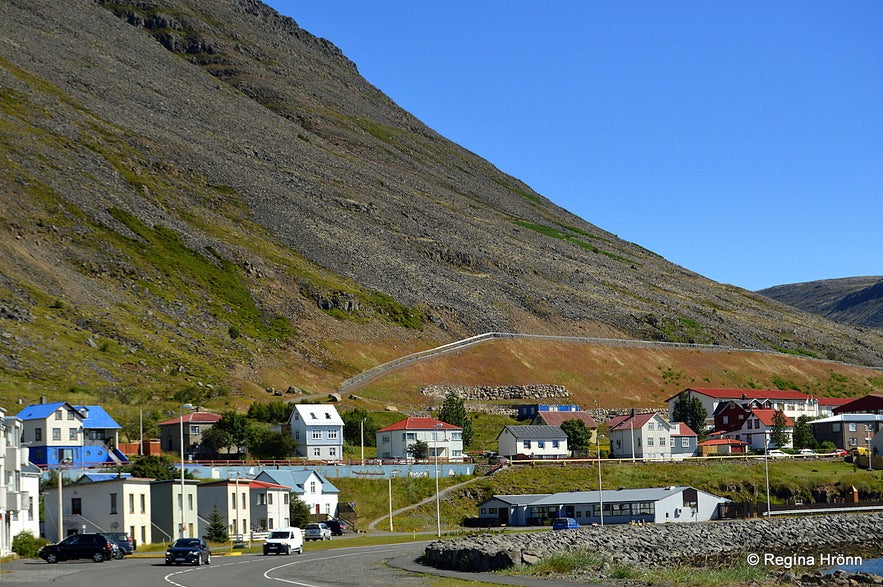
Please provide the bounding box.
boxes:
[288,404,344,461]
[721,408,794,450]
[15,401,128,467]
[607,412,670,460]
[157,410,222,458]
[255,469,340,519]
[0,407,41,555]
[669,422,698,460]
[531,410,597,446]
[496,425,568,459]
[477,486,729,527]
[197,478,251,540]
[834,394,883,416]
[150,478,200,542]
[375,417,464,462]
[42,476,153,544]
[810,414,883,452]
[667,388,820,424]
[698,437,749,455]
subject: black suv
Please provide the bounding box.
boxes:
[325,519,349,536]
[100,532,136,558]
[38,533,115,563]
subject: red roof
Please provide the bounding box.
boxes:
[818,397,853,406]
[156,412,222,426]
[699,438,748,446]
[751,408,794,427]
[833,394,883,415]
[377,417,460,433]
[608,413,658,431]
[670,422,697,437]
[667,387,813,402]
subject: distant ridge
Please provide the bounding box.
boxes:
[759,277,883,329]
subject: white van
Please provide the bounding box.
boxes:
[262,527,303,555]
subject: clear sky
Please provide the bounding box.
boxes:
[266,1,882,291]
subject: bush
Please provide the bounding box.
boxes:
[12,531,46,558]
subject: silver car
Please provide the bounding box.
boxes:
[304,522,332,541]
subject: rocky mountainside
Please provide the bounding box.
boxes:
[1,0,881,410]
[759,277,883,329]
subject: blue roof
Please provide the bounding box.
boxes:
[13,402,120,429]
[79,473,132,482]
[256,469,339,494]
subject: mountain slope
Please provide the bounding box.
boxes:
[759,277,883,329]
[1,0,881,413]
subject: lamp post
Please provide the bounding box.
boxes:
[596,433,605,527]
[434,423,442,538]
[56,457,71,542]
[387,469,400,532]
[179,403,194,538]
[764,434,771,517]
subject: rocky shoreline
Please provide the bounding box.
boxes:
[423,513,883,581]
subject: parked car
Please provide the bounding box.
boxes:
[797,448,817,458]
[552,517,580,530]
[324,519,349,536]
[38,533,115,563]
[304,522,332,541]
[263,527,303,555]
[830,449,848,457]
[767,449,790,458]
[165,538,211,566]
[100,532,135,558]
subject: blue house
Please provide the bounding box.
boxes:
[516,404,581,421]
[15,401,129,468]
[670,422,699,460]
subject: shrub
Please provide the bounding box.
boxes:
[12,531,46,558]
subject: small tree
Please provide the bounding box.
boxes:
[770,410,790,449]
[12,531,45,558]
[791,415,817,449]
[249,428,297,460]
[204,505,228,542]
[289,495,311,528]
[672,391,708,442]
[407,440,428,459]
[341,407,377,447]
[436,391,474,448]
[560,419,593,452]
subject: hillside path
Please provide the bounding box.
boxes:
[366,474,486,532]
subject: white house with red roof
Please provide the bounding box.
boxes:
[375,417,464,461]
[667,388,819,423]
[157,410,222,458]
[607,412,671,461]
[722,408,794,450]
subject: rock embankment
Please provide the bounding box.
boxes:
[423,513,883,572]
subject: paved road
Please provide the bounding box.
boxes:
[0,542,593,587]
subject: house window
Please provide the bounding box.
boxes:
[452,432,462,440]
[647,437,654,446]
[480,508,487,514]
[849,438,858,446]
[552,441,559,449]
[312,431,322,440]
[69,428,78,441]
[671,437,676,446]
[129,493,135,513]
[329,447,337,457]
[849,423,857,432]
[35,428,42,442]
[522,440,531,450]
[268,493,273,505]
[190,425,199,434]
[141,493,146,513]
[405,432,416,441]
[187,494,193,510]
[659,437,666,447]
[312,447,321,457]
[310,481,317,494]
[55,410,63,421]
[72,497,82,515]
[647,422,655,431]
[722,416,729,424]
[68,410,76,420]
[52,428,61,441]
[615,439,622,449]
[283,493,289,504]
[328,430,338,439]
[295,431,300,440]
[682,437,690,448]
[109,493,117,515]
[381,434,389,444]
[537,441,545,449]
[258,493,266,505]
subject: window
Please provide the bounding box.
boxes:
[522,440,531,450]
[849,438,858,446]
[72,497,82,515]
[310,481,317,494]
[552,441,559,449]
[682,437,691,448]
[849,423,857,432]
[312,447,320,457]
[55,410,63,421]
[258,493,266,505]
[129,493,135,514]
[268,493,273,505]
[480,508,487,514]
[312,430,322,440]
[187,494,193,511]
[381,434,389,444]
[69,428,78,441]
[647,422,655,431]
[35,428,42,442]
[141,493,146,513]
[283,493,289,505]
[190,425,199,434]
[68,410,76,420]
[537,441,545,449]
[52,428,61,441]
[647,437,654,446]
[109,493,117,515]
[722,416,729,424]
[329,447,337,457]
[452,432,462,440]
[405,432,416,441]
[328,430,338,439]
[659,437,666,447]
[670,437,675,446]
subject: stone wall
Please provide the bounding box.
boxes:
[421,384,571,402]
[423,513,883,572]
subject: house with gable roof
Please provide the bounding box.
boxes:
[15,400,128,467]
[721,408,794,450]
[531,411,597,445]
[496,425,568,459]
[667,388,819,424]
[375,417,464,461]
[289,404,344,461]
[157,410,222,458]
[607,412,670,460]
[1,407,41,556]
[255,469,340,518]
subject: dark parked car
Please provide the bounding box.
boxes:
[324,519,349,536]
[38,533,115,563]
[100,532,135,558]
[552,517,580,530]
[165,538,211,566]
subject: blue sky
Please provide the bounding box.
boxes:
[266,1,882,291]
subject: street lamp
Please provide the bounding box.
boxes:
[764,434,771,517]
[434,423,442,538]
[56,456,72,542]
[596,433,605,527]
[179,403,194,538]
[388,469,400,532]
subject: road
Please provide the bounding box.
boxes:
[0,542,592,587]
